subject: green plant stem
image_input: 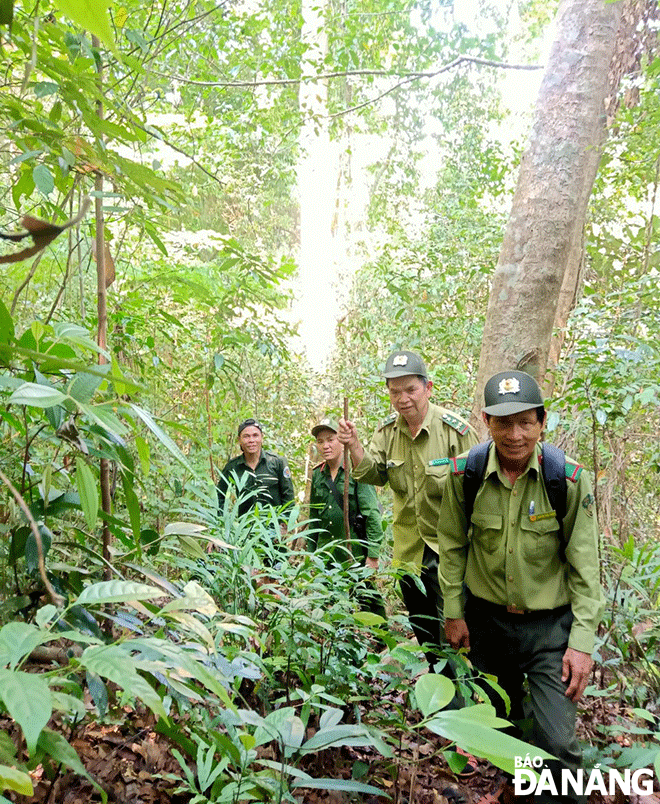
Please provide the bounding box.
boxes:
[0,468,64,607]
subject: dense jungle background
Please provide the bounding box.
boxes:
[0,0,659,802]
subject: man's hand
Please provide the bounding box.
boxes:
[337,418,364,465]
[445,617,470,650]
[337,418,359,448]
[561,647,593,703]
[365,556,378,570]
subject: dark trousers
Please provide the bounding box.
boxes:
[399,545,459,675]
[465,593,586,804]
[356,577,387,621]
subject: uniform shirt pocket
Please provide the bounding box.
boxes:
[425,463,449,498]
[470,512,503,554]
[386,459,407,493]
[520,513,561,563]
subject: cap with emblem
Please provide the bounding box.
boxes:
[311,416,339,437]
[483,370,544,416]
[238,418,263,435]
[383,350,428,380]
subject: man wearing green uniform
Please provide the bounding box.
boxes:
[308,417,386,620]
[337,351,478,669]
[438,371,603,804]
[217,418,295,522]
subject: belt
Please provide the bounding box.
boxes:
[468,594,571,619]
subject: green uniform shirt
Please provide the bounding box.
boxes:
[217,449,294,520]
[352,402,478,570]
[437,443,604,654]
[308,463,383,564]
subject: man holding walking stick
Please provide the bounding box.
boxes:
[337,351,478,674]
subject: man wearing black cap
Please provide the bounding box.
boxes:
[438,371,603,804]
[217,418,295,521]
[337,350,478,671]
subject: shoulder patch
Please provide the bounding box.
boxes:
[564,461,583,483]
[283,464,292,479]
[378,412,397,431]
[442,411,471,436]
[450,456,468,475]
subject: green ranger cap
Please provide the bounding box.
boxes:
[311,416,339,437]
[383,350,428,380]
[483,370,544,416]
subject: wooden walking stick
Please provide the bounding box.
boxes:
[343,396,353,557]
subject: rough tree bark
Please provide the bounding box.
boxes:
[471,0,623,429]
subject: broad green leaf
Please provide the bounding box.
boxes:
[127,403,195,475]
[254,758,312,780]
[37,729,107,802]
[51,691,86,720]
[165,612,214,650]
[292,778,387,795]
[76,458,98,529]
[9,382,66,408]
[135,435,150,475]
[415,673,456,717]
[0,765,32,796]
[0,300,13,345]
[300,724,375,753]
[52,0,115,51]
[76,580,166,606]
[76,401,128,437]
[122,474,141,539]
[177,536,207,560]
[0,622,48,669]
[68,372,103,405]
[254,708,304,751]
[354,611,386,626]
[118,637,236,712]
[163,521,207,536]
[161,585,217,617]
[53,323,109,357]
[0,669,51,754]
[425,709,555,775]
[80,645,166,720]
[319,708,343,730]
[32,164,54,196]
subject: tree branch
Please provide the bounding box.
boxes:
[151,55,542,89]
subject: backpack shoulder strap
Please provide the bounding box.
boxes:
[539,443,567,522]
[463,441,492,529]
[539,443,568,559]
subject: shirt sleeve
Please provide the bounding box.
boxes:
[307,472,322,550]
[437,469,470,619]
[352,426,390,486]
[356,481,383,558]
[279,457,295,506]
[563,472,604,653]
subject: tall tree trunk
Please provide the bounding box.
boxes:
[296,0,334,371]
[472,0,623,429]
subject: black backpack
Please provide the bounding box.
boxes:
[462,441,569,560]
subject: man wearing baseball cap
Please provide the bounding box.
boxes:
[438,370,603,803]
[217,418,294,521]
[308,416,386,620]
[337,350,478,673]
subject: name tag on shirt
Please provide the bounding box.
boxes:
[529,511,557,522]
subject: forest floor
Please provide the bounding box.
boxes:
[8,663,660,804]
